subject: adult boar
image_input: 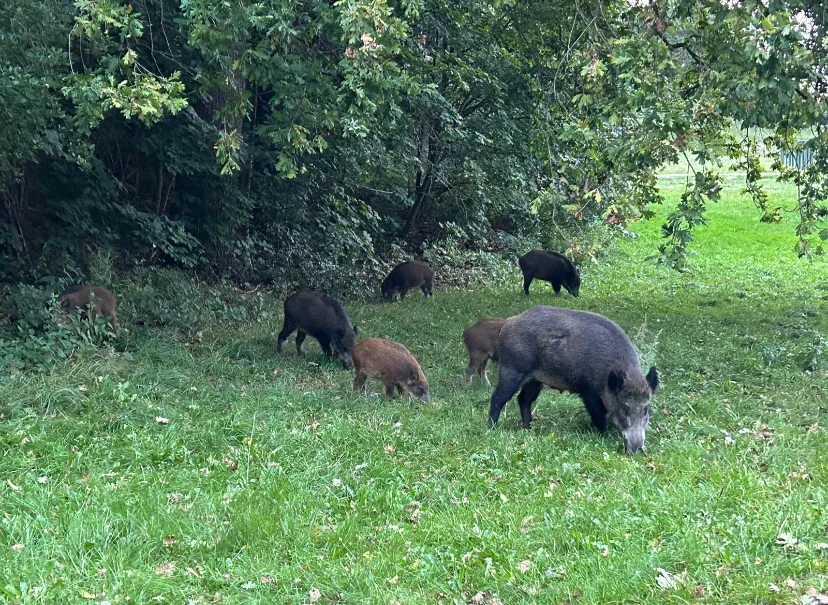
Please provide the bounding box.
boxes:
[277,290,358,369]
[352,338,430,402]
[381,261,435,301]
[488,306,659,454]
[58,285,119,333]
[518,250,580,297]
[462,317,506,387]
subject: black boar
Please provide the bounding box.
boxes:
[352,338,430,402]
[462,317,506,387]
[518,250,580,297]
[58,285,119,333]
[381,261,435,301]
[488,306,659,454]
[277,290,358,369]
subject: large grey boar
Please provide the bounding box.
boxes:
[381,261,435,301]
[58,285,119,333]
[277,290,358,369]
[488,306,659,454]
[518,250,580,297]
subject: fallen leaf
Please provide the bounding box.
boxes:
[185,566,202,578]
[517,560,532,573]
[776,532,798,549]
[6,479,20,492]
[785,579,796,588]
[806,588,828,604]
[37,476,48,484]
[260,576,272,585]
[768,582,780,593]
[694,585,705,597]
[384,444,396,454]
[11,543,24,552]
[386,576,398,584]
[309,588,321,602]
[332,477,343,488]
[79,591,97,599]
[155,417,170,425]
[162,536,177,548]
[655,568,685,590]
[154,562,176,577]
[469,593,486,605]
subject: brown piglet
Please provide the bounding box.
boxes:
[462,317,506,387]
[353,338,430,402]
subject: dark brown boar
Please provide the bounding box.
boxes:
[518,250,580,297]
[488,306,659,454]
[277,290,358,369]
[352,338,430,402]
[462,317,506,387]
[58,285,119,333]
[381,261,435,301]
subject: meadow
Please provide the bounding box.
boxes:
[1,177,827,604]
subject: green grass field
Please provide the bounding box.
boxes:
[2,179,827,604]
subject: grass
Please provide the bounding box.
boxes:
[1,178,828,604]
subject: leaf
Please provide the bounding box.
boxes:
[776,532,798,549]
[516,560,532,573]
[655,568,685,590]
[6,479,20,492]
[155,417,169,425]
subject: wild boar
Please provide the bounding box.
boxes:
[488,306,659,454]
[352,337,430,402]
[518,250,580,297]
[381,261,435,301]
[277,289,358,369]
[462,317,506,387]
[58,285,119,333]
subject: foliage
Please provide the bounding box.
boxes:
[1,0,826,287]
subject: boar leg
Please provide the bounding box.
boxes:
[295,331,307,356]
[318,336,332,358]
[385,382,397,398]
[551,279,562,296]
[478,358,491,387]
[353,373,367,392]
[517,380,543,428]
[488,367,526,427]
[465,353,485,386]
[522,273,533,295]
[581,391,608,432]
[277,320,297,353]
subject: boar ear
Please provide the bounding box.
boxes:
[607,370,625,393]
[646,366,659,393]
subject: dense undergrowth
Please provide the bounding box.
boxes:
[0,179,827,604]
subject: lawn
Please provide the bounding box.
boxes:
[1,178,827,605]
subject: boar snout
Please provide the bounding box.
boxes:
[621,428,645,455]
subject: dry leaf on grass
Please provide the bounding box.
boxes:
[155,417,170,425]
[154,562,176,577]
[517,560,532,573]
[11,543,24,552]
[655,568,686,590]
[776,532,799,549]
